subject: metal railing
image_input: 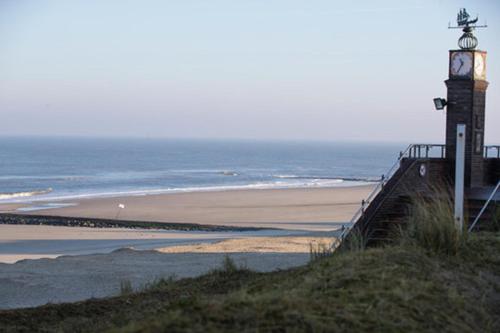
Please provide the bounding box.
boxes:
[336,143,445,245]
[406,144,446,159]
[484,145,500,158]
[468,180,500,232]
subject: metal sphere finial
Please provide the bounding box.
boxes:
[449,8,487,50]
[458,30,478,50]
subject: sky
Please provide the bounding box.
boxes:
[1,0,499,143]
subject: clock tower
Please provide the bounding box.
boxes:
[445,9,488,188]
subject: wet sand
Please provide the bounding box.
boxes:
[0,224,303,264]
[0,226,333,309]
[0,186,372,309]
[0,249,312,309]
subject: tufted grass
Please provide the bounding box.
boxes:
[398,194,466,255]
[1,230,500,333]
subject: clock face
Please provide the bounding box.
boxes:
[450,52,473,77]
[474,52,486,80]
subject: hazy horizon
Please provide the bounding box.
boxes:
[1,0,499,143]
[0,133,415,144]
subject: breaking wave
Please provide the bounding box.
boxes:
[220,171,239,176]
[0,188,53,200]
[0,178,376,204]
[272,175,381,182]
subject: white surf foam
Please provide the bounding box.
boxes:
[16,202,78,212]
[1,179,375,204]
[0,188,53,201]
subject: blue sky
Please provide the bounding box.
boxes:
[1,0,499,143]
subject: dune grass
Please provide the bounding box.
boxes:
[119,280,134,296]
[397,194,466,255]
[2,195,500,332]
[1,229,499,333]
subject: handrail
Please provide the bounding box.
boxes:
[337,143,446,244]
[406,144,446,159]
[484,145,500,158]
[468,180,500,232]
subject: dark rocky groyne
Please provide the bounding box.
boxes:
[0,213,263,232]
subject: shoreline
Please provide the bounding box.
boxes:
[0,181,376,206]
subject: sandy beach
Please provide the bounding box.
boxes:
[0,186,372,309]
[0,224,306,264]
[1,186,373,231]
[0,225,324,309]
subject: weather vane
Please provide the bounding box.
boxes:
[449,8,487,50]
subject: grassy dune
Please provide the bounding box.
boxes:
[1,231,499,332]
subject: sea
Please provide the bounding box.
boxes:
[0,137,407,207]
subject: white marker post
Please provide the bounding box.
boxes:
[454,124,466,232]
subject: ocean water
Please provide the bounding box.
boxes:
[0,137,405,204]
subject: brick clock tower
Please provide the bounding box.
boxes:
[444,9,488,188]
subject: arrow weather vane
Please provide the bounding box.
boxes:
[449,8,487,50]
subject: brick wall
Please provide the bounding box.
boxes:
[445,79,488,187]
